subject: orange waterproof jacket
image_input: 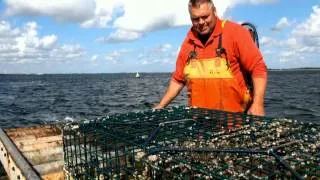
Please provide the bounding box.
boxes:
[172,18,267,112]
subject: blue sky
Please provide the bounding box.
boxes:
[0,0,319,74]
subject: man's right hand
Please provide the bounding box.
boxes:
[152,104,164,110]
[154,79,185,110]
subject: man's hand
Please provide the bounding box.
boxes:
[248,77,267,116]
[153,80,184,110]
[247,102,265,116]
[152,104,164,110]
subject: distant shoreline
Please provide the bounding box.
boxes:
[268,67,320,71]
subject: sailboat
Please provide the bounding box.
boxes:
[135,72,140,78]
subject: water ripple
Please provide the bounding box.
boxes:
[0,71,319,128]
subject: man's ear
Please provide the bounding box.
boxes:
[212,6,217,16]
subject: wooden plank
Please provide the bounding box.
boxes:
[15,140,63,152]
[1,125,66,179]
[12,136,62,152]
[0,128,40,180]
[41,171,64,180]
[5,125,61,138]
[11,135,62,146]
[22,147,63,165]
[34,160,64,176]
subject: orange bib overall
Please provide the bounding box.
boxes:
[183,21,252,113]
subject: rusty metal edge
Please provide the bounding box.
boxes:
[0,128,41,180]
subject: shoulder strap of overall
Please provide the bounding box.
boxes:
[216,20,227,57]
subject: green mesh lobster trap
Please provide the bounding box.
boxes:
[63,106,320,179]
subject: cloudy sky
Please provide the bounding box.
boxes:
[0,0,319,74]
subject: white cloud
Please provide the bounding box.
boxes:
[91,54,98,61]
[161,44,172,52]
[152,44,173,53]
[288,6,320,53]
[237,0,277,4]
[102,48,134,64]
[3,0,278,44]
[3,0,95,22]
[90,55,99,66]
[105,51,121,64]
[278,50,304,66]
[101,0,277,43]
[0,21,20,37]
[3,0,277,30]
[101,43,177,68]
[262,49,273,55]
[0,20,85,64]
[14,22,58,54]
[111,0,242,32]
[138,43,177,66]
[293,6,320,36]
[271,17,290,32]
[279,50,296,59]
[260,36,274,46]
[282,38,298,49]
[98,29,142,43]
[292,6,320,47]
[80,16,112,29]
[141,60,149,65]
[262,5,320,68]
[80,0,123,28]
[60,44,85,59]
[3,0,236,44]
[113,1,186,32]
[40,35,58,49]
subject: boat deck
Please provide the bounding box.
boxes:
[0,125,64,180]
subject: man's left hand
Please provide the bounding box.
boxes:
[247,103,265,116]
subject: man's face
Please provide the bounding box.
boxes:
[189,3,216,36]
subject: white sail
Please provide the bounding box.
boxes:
[135,72,140,78]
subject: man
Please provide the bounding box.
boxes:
[154,0,267,116]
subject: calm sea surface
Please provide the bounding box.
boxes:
[0,70,319,128]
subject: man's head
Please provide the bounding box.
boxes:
[188,0,217,36]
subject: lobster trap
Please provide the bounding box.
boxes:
[63,106,320,179]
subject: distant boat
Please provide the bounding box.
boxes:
[135,72,140,78]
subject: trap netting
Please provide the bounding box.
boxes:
[63,106,320,179]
